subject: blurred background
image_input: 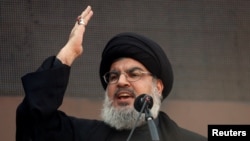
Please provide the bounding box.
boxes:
[1,0,250,140]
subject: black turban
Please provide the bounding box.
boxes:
[99,32,173,99]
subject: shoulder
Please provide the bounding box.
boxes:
[158,111,207,141]
[70,117,112,140]
[70,117,106,130]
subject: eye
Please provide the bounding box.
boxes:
[127,69,141,78]
[109,72,119,82]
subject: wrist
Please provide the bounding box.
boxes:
[56,46,80,66]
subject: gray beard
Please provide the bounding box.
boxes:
[101,84,162,130]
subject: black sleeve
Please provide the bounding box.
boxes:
[16,56,74,141]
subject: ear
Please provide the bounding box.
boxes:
[156,79,164,96]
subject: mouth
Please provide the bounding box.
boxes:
[115,89,136,99]
[114,90,136,106]
[117,93,134,99]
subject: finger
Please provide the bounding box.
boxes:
[77,5,93,26]
[80,5,93,18]
[83,9,93,26]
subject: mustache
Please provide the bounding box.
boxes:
[113,88,136,98]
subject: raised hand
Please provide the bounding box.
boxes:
[56,6,93,66]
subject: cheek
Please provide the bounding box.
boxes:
[132,82,153,95]
[106,85,115,98]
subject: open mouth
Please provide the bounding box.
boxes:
[117,93,134,99]
[114,92,136,106]
[113,89,136,107]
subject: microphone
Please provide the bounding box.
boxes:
[134,94,153,113]
[127,94,160,141]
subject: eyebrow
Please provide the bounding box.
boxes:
[109,66,145,73]
[126,67,144,72]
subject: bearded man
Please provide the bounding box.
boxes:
[16,6,207,141]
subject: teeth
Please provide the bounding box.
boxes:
[117,93,131,99]
[119,94,130,97]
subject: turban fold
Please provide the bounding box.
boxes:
[99,32,173,99]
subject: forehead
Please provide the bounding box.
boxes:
[110,57,148,71]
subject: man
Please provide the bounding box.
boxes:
[16,6,207,141]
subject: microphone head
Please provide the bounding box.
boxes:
[134,94,153,113]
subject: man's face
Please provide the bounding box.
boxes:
[105,58,163,109]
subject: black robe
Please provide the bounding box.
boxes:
[16,56,207,141]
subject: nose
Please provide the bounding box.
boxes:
[116,73,130,86]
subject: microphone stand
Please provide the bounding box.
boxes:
[126,98,147,141]
[144,107,160,141]
[127,95,160,141]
